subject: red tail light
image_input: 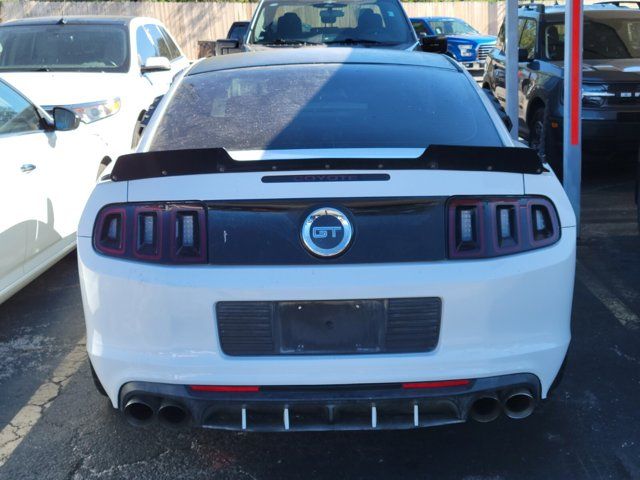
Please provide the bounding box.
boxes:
[448,197,560,259]
[402,380,470,389]
[94,203,206,263]
[189,385,260,392]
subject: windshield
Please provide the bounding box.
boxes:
[0,24,130,72]
[248,0,415,46]
[427,19,479,36]
[151,64,502,152]
[545,15,640,60]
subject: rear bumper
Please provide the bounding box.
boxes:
[78,227,575,407]
[120,373,540,431]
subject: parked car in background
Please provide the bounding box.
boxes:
[483,4,640,179]
[216,0,428,52]
[0,78,108,305]
[215,21,249,55]
[79,48,575,431]
[411,16,496,76]
[0,16,189,160]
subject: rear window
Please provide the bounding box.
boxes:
[151,63,502,152]
[0,24,129,72]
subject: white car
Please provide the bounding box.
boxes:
[0,16,189,160]
[0,78,109,305]
[78,49,576,431]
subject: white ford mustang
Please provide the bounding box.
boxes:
[78,48,576,431]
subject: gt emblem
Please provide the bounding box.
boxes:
[301,208,353,258]
[312,226,342,239]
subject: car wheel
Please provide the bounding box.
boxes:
[529,107,562,182]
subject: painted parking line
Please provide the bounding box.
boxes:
[577,261,640,330]
[0,339,86,467]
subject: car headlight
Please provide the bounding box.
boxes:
[458,44,474,57]
[581,84,612,107]
[69,98,121,123]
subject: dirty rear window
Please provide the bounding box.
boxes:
[151,63,502,152]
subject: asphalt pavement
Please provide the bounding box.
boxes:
[0,159,639,480]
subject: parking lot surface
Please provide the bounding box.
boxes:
[0,160,639,480]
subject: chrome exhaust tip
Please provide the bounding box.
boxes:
[503,388,535,420]
[123,397,156,426]
[158,401,189,427]
[469,394,501,423]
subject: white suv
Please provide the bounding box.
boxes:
[0,16,189,160]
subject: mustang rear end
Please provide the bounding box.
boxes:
[77,48,576,431]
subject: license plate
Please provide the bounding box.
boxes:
[278,300,385,354]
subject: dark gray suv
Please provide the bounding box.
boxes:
[483,3,640,179]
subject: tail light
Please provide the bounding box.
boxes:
[94,203,206,263]
[448,197,560,259]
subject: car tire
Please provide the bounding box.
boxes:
[90,361,108,397]
[529,107,562,182]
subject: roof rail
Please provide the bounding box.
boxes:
[518,2,546,13]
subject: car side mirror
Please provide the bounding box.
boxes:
[53,107,80,131]
[518,48,531,63]
[419,34,448,54]
[215,39,240,56]
[141,56,171,73]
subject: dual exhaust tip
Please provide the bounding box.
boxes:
[124,397,190,427]
[469,388,535,423]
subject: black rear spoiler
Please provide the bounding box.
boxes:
[110,145,545,182]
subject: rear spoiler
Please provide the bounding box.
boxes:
[110,145,545,182]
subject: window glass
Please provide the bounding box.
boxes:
[228,23,249,41]
[0,82,41,135]
[0,24,129,72]
[428,19,478,36]
[519,19,537,59]
[145,25,173,60]
[545,15,640,60]
[249,0,415,46]
[411,20,428,35]
[151,64,502,152]
[136,26,158,65]
[159,26,182,59]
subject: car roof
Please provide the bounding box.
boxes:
[189,48,457,76]
[0,16,143,27]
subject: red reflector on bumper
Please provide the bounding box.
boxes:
[402,380,470,389]
[190,385,260,392]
